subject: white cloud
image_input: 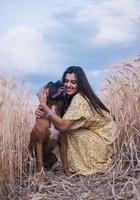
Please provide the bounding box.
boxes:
[0,25,64,76]
[75,0,140,46]
[39,0,140,47]
[0,0,139,80]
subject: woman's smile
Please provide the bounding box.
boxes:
[64,73,78,96]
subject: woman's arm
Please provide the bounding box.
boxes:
[41,104,74,131]
[37,88,74,132]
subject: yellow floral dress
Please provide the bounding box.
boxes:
[63,93,115,175]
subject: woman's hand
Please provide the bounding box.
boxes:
[35,105,46,118]
[37,88,47,108]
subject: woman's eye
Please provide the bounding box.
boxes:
[64,80,77,84]
[71,81,76,84]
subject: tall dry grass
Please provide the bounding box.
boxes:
[0,55,140,200]
[101,55,140,199]
[0,76,37,199]
[103,55,140,170]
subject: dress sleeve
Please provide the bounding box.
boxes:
[63,93,92,129]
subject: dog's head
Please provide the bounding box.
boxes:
[44,80,66,101]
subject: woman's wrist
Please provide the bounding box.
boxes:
[40,104,54,118]
[40,102,48,110]
[45,109,54,117]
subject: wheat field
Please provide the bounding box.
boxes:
[0,55,140,200]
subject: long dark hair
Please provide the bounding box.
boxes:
[62,66,109,116]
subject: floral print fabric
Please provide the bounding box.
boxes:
[63,93,115,175]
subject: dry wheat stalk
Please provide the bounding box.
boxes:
[0,76,37,198]
[0,55,140,199]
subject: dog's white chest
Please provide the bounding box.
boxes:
[48,105,60,140]
[49,123,60,140]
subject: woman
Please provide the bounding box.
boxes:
[36,66,115,175]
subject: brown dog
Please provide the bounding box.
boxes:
[28,81,69,174]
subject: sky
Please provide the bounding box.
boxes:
[0,0,139,94]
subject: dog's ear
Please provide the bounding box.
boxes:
[51,86,66,99]
[47,81,53,87]
[47,80,63,88]
[55,80,63,86]
[47,80,66,100]
[43,81,53,89]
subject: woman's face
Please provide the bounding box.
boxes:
[64,73,78,96]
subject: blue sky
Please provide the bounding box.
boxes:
[0,0,139,94]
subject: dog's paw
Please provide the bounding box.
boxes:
[34,168,47,181]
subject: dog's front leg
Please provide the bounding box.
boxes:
[58,133,71,175]
[35,142,43,172]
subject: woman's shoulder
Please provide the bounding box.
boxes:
[72,92,87,103]
[70,93,90,108]
[71,93,92,112]
[64,93,92,119]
